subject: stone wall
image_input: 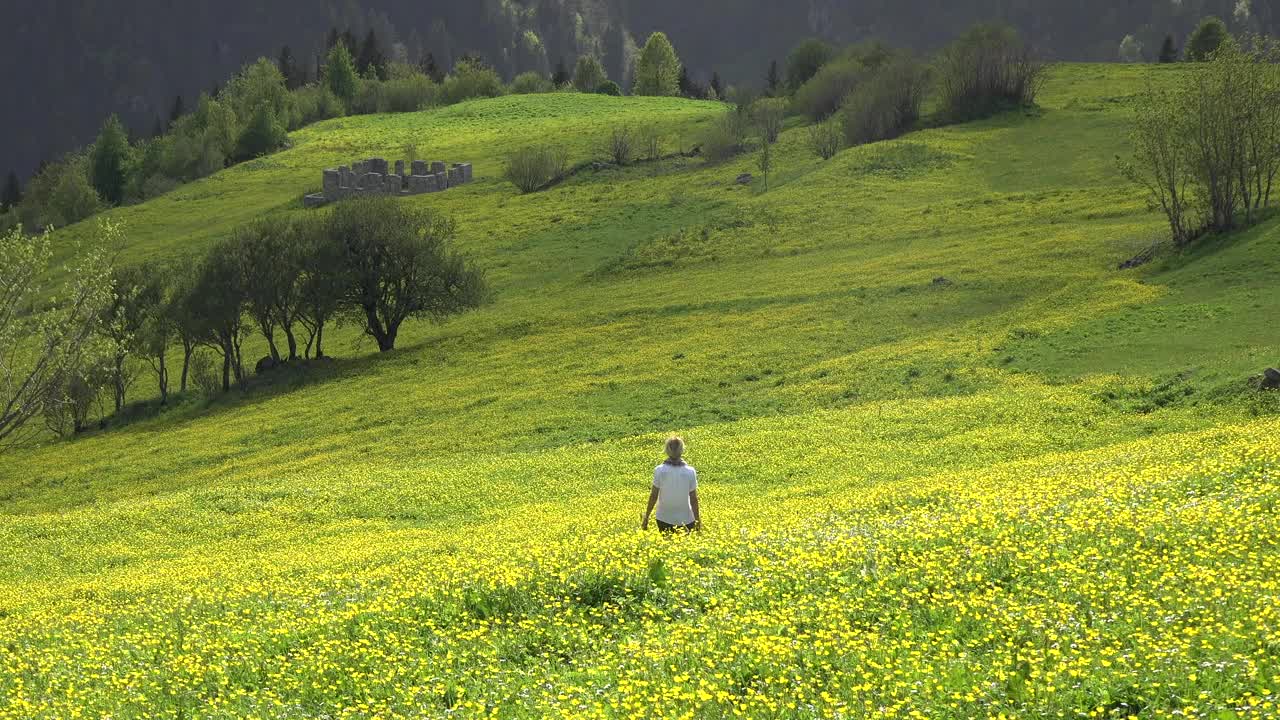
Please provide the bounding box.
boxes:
[304,158,474,208]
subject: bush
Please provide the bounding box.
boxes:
[1186,17,1231,62]
[441,59,505,105]
[350,78,383,115]
[786,38,836,92]
[291,85,345,126]
[840,56,929,146]
[636,125,663,161]
[235,106,287,160]
[752,98,787,144]
[935,23,1045,122]
[596,80,622,96]
[379,73,437,112]
[188,350,222,396]
[510,71,554,95]
[223,58,292,129]
[701,110,751,163]
[504,144,569,193]
[808,120,842,160]
[792,44,894,120]
[605,126,634,165]
[43,158,101,228]
[573,55,608,93]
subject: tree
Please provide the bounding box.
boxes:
[420,52,444,83]
[326,42,359,105]
[0,221,115,449]
[1186,17,1230,61]
[279,45,300,89]
[235,105,287,160]
[1159,34,1179,63]
[169,94,186,127]
[233,217,304,362]
[1,171,20,212]
[1119,35,1144,63]
[169,273,200,393]
[134,268,175,404]
[98,266,154,413]
[358,29,388,80]
[765,60,781,97]
[757,135,772,191]
[328,197,486,352]
[710,72,724,100]
[552,58,571,87]
[752,98,786,144]
[294,214,344,359]
[48,161,102,228]
[573,55,607,93]
[786,39,835,92]
[90,115,131,206]
[634,32,681,97]
[188,241,247,391]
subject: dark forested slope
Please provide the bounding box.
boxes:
[3,0,1276,186]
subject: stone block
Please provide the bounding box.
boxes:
[323,169,340,197]
[360,172,383,190]
[385,174,402,194]
[394,160,405,177]
[370,158,389,175]
[431,161,447,174]
[448,167,461,186]
[460,163,473,183]
[411,160,427,176]
[436,171,449,190]
[303,193,327,208]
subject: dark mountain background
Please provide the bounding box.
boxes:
[4,0,1276,185]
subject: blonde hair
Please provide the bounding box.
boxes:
[664,435,685,460]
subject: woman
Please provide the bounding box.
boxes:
[641,436,701,533]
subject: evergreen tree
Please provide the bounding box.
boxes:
[326,42,359,105]
[326,27,341,50]
[634,32,681,97]
[604,24,628,92]
[279,45,299,89]
[1159,34,1178,63]
[420,52,443,83]
[766,60,781,96]
[90,115,131,206]
[1,171,21,212]
[710,72,724,99]
[151,116,164,139]
[358,29,387,80]
[169,94,185,126]
[552,58,571,87]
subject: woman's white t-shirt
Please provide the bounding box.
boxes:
[653,462,698,525]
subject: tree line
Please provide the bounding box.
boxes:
[0,197,485,446]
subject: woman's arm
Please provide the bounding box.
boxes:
[641,485,659,530]
[690,489,700,530]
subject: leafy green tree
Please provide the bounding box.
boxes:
[440,58,505,104]
[1186,17,1230,61]
[134,267,176,404]
[98,266,159,413]
[49,161,102,228]
[328,197,486,352]
[0,221,115,448]
[188,240,248,391]
[232,217,305,362]
[752,98,786,144]
[1159,34,1179,63]
[293,214,345,359]
[573,55,607,93]
[634,32,681,97]
[786,39,834,92]
[90,115,131,206]
[326,42,359,106]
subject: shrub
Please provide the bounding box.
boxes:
[752,98,787,144]
[786,38,836,92]
[379,73,437,112]
[223,58,292,129]
[441,58,505,105]
[510,71,554,95]
[840,56,929,146]
[573,55,607,93]
[636,125,663,161]
[504,144,569,193]
[188,351,222,396]
[48,161,102,228]
[792,44,895,121]
[596,80,622,96]
[605,126,634,165]
[235,105,287,160]
[935,23,1045,122]
[1119,35,1145,63]
[1185,17,1230,62]
[808,120,842,160]
[634,32,682,96]
[350,78,383,115]
[291,85,345,127]
[701,110,751,163]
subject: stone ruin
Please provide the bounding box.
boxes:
[303,158,474,208]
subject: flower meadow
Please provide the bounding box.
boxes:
[3,64,1280,718]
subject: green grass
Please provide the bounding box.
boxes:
[2,64,1279,719]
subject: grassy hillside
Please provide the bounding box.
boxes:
[2,64,1279,719]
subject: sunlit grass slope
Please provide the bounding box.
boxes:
[2,64,1279,718]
